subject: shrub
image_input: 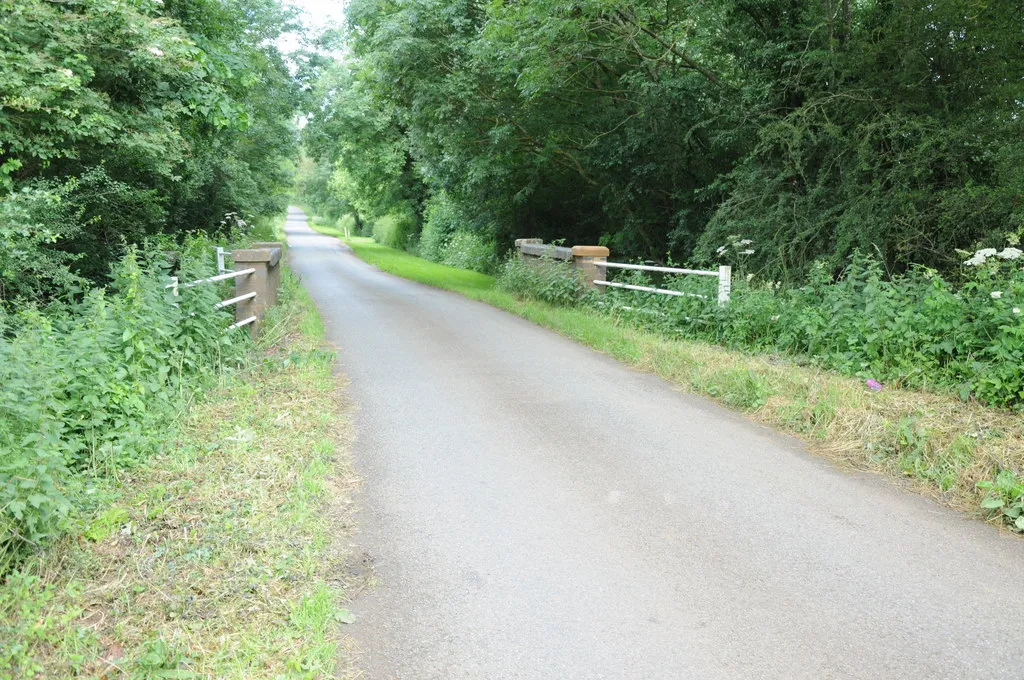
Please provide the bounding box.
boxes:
[439,231,496,274]
[419,192,463,262]
[372,210,418,250]
[418,192,497,273]
[338,213,358,237]
[58,168,168,282]
[505,246,1024,408]
[496,256,588,306]
[0,240,245,564]
[0,182,87,307]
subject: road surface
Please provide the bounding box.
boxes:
[284,208,1024,679]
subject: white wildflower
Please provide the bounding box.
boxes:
[740,249,755,255]
[738,239,753,245]
[149,47,164,57]
[1013,308,1021,315]
[774,281,781,289]
[997,247,1022,260]
[745,273,754,282]
[991,291,1003,299]
[770,315,780,321]
[965,248,999,266]
[716,245,727,255]
[58,68,73,77]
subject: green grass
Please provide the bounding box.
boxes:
[342,236,495,294]
[0,267,355,678]
[308,223,1024,529]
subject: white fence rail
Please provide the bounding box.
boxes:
[227,315,258,330]
[214,291,257,310]
[167,267,255,294]
[595,262,731,305]
[164,248,256,330]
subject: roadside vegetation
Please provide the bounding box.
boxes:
[1,236,245,566]
[298,0,1022,279]
[1,1,359,673]
[310,222,1024,534]
[2,0,300,292]
[295,0,1024,530]
[0,266,355,678]
[1,0,309,563]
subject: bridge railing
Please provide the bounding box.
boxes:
[166,241,283,336]
[595,261,731,306]
[513,239,730,305]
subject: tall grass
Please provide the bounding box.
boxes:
[0,268,355,677]
[0,238,248,566]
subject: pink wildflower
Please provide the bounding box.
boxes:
[865,379,883,391]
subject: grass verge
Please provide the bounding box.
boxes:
[0,267,355,678]
[316,226,1024,530]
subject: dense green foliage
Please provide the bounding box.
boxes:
[1,0,299,295]
[0,241,246,564]
[496,245,1024,407]
[496,257,589,306]
[0,0,305,563]
[300,0,1023,277]
[0,272,351,678]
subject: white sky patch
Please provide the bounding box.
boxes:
[277,0,346,54]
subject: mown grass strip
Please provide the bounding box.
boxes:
[319,227,1024,529]
[0,268,355,678]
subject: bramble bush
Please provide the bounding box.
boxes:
[0,240,246,566]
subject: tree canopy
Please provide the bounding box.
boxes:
[0,0,301,299]
[300,0,1024,275]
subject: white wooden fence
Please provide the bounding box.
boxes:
[594,262,732,305]
[165,249,258,330]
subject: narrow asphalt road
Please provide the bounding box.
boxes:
[284,208,1024,679]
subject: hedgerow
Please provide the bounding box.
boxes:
[0,241,246,566]
[499,244,1024,407]
[494,243,1024,531]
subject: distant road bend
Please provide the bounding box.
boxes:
[284,207,1024,679]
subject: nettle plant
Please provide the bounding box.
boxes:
[0,240,245,563]
[496,255,590,306]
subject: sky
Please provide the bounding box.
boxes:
[277,0,345,54]
[289,0,344,29]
